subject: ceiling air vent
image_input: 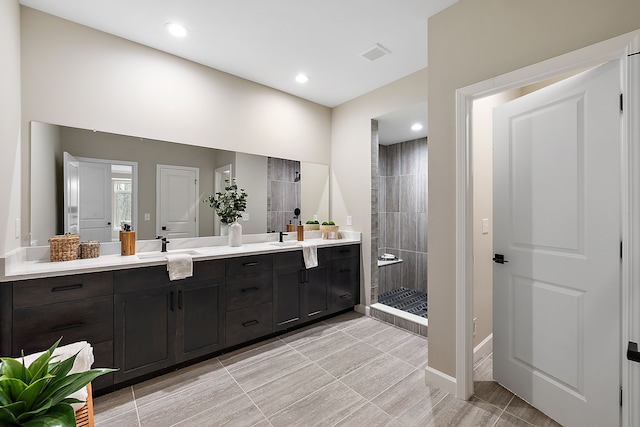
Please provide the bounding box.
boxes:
[361,43,391,62]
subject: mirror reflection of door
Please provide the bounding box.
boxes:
[157,164,199,239]
[63,152,80,235]
[63,152,136,242]
[214,164,232,236]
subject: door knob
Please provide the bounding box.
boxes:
[493,254,509,264]
[628,341,640,363]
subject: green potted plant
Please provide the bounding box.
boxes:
[0,338,115,426]
[203,178,248,246]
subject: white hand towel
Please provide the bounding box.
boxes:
[166,253,193,280]
[21,341,94,411]
[300,242,318,269]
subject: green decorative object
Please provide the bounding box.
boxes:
[203,178,249,224]
[0,338,115,427]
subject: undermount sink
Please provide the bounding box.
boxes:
[136,249,202,260]
[269,241,300,247]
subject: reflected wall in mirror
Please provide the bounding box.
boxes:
[30,121,330,245]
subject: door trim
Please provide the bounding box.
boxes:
[454,29,640,427]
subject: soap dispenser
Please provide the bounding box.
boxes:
[286,220,295,232]
[297,221,304,241]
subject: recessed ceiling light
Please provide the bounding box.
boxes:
[165,23,188,38]
[411,123,424,131]
[295,73,309,84]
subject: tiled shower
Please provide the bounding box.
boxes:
[377,137,428,319]
[267,157,301,233]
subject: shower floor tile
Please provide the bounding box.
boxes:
[378,287,428,318]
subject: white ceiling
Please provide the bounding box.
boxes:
[19,0,453,141]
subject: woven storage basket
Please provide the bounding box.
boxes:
[80,241,100,259]
[48,234,80,262]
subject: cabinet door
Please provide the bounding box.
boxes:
[273,263,304,331]
[114,285,175,383]
[330,245,361,312]
[306,264,330,320]
[176,278,225,362]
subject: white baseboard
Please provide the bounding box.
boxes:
[355,304,367,315]
[424,365,457,395]
[473,333,493,364]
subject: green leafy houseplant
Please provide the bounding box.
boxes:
[203,178,248,224]
[0,339,115,427]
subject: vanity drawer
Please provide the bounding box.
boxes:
[12,295,114,356]
[225,303,273,347]
[226,270,272,311]
[330,245,360,261]
[226,254,272,277]
[331,256,360,286]
[13,272,113,309]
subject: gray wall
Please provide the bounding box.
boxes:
[378,138,428,295]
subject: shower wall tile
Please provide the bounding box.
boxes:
[378,144,387,176]
[417,139,428,174]
[271,181,284,212]
[417,213,428,253]
[416,174,428,213]
[401,140,418,175]
[385,213,400,250]
[400,250,417,290]
[417,253,428,294]
[399,212,417,252]
[385,176,399,212]
[386,144,400,177]
[379,216,386,249]
[400,175,417,213]
[378,177,386,214]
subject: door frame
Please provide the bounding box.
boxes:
[454,29,640,427]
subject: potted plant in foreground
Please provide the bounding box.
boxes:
[204,178,248,247]
[0,338,115,426]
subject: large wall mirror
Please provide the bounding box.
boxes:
[30,121,330,245]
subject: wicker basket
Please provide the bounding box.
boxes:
[80,241,100,259]
[48,234,80,262]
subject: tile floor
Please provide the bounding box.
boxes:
[93,311,562,426]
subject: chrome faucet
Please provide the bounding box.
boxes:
[279,231,288,242]
[157,235,170,252]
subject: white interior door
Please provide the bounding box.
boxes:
[157,165,199,239]
[63,151,80,235]
[493,60,621,427]
[78,160,112,242]
[213,164,232,236]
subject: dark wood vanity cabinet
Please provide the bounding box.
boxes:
[225,254,273,347]
[10,272,115,391]
[113,260,225,384]
[2,242,360,392]
[330,245,361,311]
[273,248,331,331]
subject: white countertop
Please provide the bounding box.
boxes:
[1,231,361,282]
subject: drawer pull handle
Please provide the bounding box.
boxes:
[51,321,84,332]
[242,262,259,267]
[339,294,351,299]
[51,284,83,292]
[339,269,351,273]
[242,320,259,327]
[241,287,259,293]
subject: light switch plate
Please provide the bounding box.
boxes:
[482,218,489,234]
[243,213,250,221]
[144,213,151,221]
[347,215,352,226]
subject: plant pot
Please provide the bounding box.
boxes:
[228,221,242,247]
